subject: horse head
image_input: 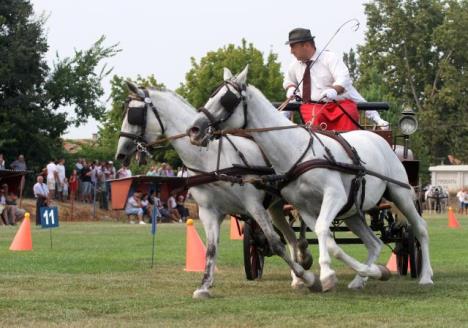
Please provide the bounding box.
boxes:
[115,81,165,166]
[188,66,249,146]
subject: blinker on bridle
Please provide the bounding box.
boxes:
[119,88,166,156]
[197,80,247,136]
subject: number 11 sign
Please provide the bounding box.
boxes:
[40,207,59,228]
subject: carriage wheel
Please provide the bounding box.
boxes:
[394,225,409,276]
[407,226,422,278]
[243,220,265,280]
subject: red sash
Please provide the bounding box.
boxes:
[300,99,360,131]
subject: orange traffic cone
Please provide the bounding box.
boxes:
[185,219,206,272]
[9,212,32,251]
[448,207,461,229]
[386,252,398,272]
[230,216,243,240]
[386,252,411,273]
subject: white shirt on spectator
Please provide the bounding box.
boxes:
[168,196,177,209]
[33,182,49,198]
[56,164,66,183]
[46,162,57,180]
[125,196,140,211]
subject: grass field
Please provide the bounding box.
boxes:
[0,213,467,327]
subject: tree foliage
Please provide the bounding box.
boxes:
[356,0,468,166]
[177,39,284,107]
[0,0,119,174]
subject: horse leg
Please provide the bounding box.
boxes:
[247,205,320,291]
[192,207,223,299]
[268,200,312,289]
[387,187,433,285]
[312,189,388,292]
[345,215,386,289]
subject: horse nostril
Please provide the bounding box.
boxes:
[190,126,200,136]
[116,154,126,160]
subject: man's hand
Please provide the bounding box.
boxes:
[320,88,338,101]
[376,118,390,130]
[286,87,296,99]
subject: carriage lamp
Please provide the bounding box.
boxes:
[398,107,418,136]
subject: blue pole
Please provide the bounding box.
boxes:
[151,206,158,268]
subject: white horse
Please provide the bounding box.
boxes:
[116,83,318,298]
[425,185,448,213]
[188,66,433,290]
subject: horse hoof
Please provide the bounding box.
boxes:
[419,277,434,286]
[193,289,212,299]
[321,273,338,292]
[291,280,305,289]
[308,277,322,293]
[348,276,366,290]
[377,264,392,281]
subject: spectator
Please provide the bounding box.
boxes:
[457,188,465,214]
[69,169,79,201]
[80,162,93,203]
[97,161,109,210]
[107,161,116,179]
[4,191,25,225]
[0,153,5,169]
[167,191,181,222]
[62,177,69,200]
[0,186,7,225]
[46,160,58,200]
[117,164,132,179]
[56,159,66,201]
[125,191,146,225]
[10,154,27,171]
[141,193,152,221]
[146,166,159,176]
[176,194,189,222]
[33,175,49,225]
[158,163,171,176]
[150,191,171,223]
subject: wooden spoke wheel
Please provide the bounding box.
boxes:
[243,220,265,280]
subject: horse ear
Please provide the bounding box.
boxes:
[223,67,233,81]
[126,81,146,98]
[127,81,139,94]
[235,65,249,85]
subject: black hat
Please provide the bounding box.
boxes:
[285,28,315,45]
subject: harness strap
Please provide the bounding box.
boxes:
[286,159,411,189]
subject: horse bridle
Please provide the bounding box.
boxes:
[119,88,166,155]
[197,80,248,136]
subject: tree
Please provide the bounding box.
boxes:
[356,0,468,168]
[177,39,284,108]
[0,0,119,176]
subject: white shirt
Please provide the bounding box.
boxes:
[168,196,177,209]
[33,182,49,198]
[457,191,465,202]
[56,164,66,182]
[125,196,140,211]
[284,49,382,123]
[46,162,57,180]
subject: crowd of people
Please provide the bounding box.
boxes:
[124,190,190,225]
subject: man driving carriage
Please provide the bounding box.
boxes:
[283,27,389,131]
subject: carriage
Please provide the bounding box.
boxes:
[239,101,424,280]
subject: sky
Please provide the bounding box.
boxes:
[31,0,369,139]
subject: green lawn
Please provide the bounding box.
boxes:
[0,214,467,327]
